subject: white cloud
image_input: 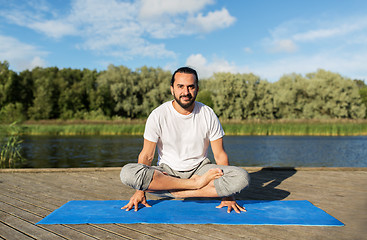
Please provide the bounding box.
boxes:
[0,0,234,61]
[139,0,214,19]
[140,2,235,38]
[0,1,76,39]
[255,14,367,81]
[30,20,77,38]
[186,54,239,78]
[184,47,367,82]
[264,15,367,54]
[29,56,48,69]
[253,52,367,82]
[268,39,298,53]
[293,17,367,42]
[0,35,48,71]
[187,8,236,33]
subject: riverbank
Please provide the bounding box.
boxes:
[1,119,367,136]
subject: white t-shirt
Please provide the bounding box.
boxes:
[144,101,225,171]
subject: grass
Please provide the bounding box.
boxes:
[1,119,366,136]
[220,119,367,136]
[0,123,26,168]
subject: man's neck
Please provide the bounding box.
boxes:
[172,100,195,115]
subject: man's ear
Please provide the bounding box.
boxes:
[170,86,174,95]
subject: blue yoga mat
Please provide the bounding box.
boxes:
[37,200,343,226]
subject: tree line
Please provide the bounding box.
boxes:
[0,60,366,123]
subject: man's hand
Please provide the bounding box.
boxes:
[216,196,246,213]
[121,190,151,212]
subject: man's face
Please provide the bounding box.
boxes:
[171,72,198,110]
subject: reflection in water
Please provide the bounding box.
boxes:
[220,136,367,167]
[19,135,367,168]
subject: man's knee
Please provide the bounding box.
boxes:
[120,163,155,191]
[215,167,250,197]
[234,167,250,190]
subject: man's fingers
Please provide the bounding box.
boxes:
[121,203,133,211]
[216,202,247,213]
[121,200,151,212]
[227,205,232,213]
[216,202,224,208]
[234,204,245,213]
[237,204,247,212]
[232,204,246,213]
[142,202,152,208]
[134,202,140,211]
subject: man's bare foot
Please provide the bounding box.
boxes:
[191,168,223,189]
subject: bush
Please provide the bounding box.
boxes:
[0,102,27,123]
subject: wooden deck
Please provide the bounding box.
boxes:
[0,167,366,240]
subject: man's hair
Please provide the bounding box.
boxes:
[170,67,199,87]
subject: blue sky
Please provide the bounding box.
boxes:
[1,0,366,82]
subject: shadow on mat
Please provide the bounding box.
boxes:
[178,167,297,202]
[235,167,297,200]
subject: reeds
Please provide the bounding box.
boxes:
[220,119,367,136]
[18,123,146,136]
[3,119,366,136]
[0,123,26,168]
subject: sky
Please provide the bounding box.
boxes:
[0,0,366,82]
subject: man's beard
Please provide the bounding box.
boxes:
[174,93,196,109]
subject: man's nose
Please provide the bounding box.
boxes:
[183,87,189,95]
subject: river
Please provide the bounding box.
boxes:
[17,135,367,168]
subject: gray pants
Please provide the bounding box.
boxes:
[120,158,250,198]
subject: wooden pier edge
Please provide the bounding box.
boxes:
[1,166,366,173]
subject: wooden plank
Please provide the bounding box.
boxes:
[90,224,161,240]
[115,224,195,240]
[152,224,225,240]
[0,210,65,240]
[0,221,35,240]
[0,190,149,239]
[164,224,265,240]
[68,224,136,240]
[0,202,98,240]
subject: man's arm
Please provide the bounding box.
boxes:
[210,137,229,165]
[210,138,246,213]
[121,139,156,211]
[138,139,156,165]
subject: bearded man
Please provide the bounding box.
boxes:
[120,67,250,213]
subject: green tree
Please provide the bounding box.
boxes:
[273,73,308,119]
[206,72,263,119]
[305,70,365,119]
[0,61,23,108]
[27,67,60,119]
[18,70,35,114]
[252,80,275,119]
[136,66,171,117]
[358,87,367,118]
[196,90,214,108]
[97,65,136,118]
[96,65,171,119]
[0,103,26,123]
[57,68,92,119]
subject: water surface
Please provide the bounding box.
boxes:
[19,135,367,168]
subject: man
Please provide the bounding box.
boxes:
[120,67,250,213]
